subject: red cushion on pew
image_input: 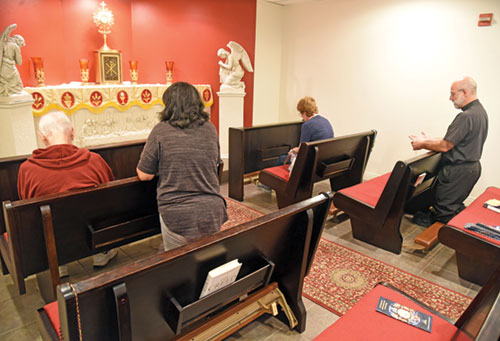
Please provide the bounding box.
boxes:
[43,301,61,337]
[261,166,290,182]
[447,186,500,246]
[3,232,7,243]
[338,172,391,207]
[314,284,460,341]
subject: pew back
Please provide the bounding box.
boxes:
[453,264,500,340]
[0,140,146,238]
[2,177,158,298]
[334,151,441,254]
[228,122,302,201]
[259,130,377,209]
[49,193,331,340]
[309,130,377,190]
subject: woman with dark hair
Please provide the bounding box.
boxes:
[137,82,227,250]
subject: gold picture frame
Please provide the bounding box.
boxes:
[94,50,122,84]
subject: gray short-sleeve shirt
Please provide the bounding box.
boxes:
[138,121,227,240]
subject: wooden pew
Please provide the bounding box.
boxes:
[36,193,332,340]
[315,264,500,340]
[0,176,159,302]
[438,186,500,285]
[228,122,302,201]
[259,130,377,209]
[333,152,442,254]
[0,139,146,275]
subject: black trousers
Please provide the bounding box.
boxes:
[433,161,481,222]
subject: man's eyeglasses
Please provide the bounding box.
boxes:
[450,89,464,97]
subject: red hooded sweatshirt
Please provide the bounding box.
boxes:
[17,144,114,199]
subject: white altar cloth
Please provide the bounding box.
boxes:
[24,83,213,147]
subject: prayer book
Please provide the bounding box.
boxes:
[376,296,432,333]
[199,259,242,299]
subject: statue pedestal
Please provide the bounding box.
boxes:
[217,90,245,159]
[0,95,37,158]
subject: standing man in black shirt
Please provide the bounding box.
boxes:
[409,76,488,227]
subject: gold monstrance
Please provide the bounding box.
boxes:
[93,1,122,83]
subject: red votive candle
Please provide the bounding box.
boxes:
[79,59,88,70]
[31,57,44,71]
[129,60,138,71]
[165,61,174,71]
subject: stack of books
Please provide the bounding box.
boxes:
[465,223,500,241]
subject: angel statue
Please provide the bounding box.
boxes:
[0,24,26,97]
[217,41,253,92]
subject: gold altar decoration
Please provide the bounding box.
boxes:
[31,57,45,87]
[93,1,122,84]
[93,1,114,51]
[25,84,214,116]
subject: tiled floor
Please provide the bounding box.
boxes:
[0,180,480,340]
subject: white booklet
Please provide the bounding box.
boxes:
[199,259,242,299]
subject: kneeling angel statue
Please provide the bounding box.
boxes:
[218,41,253,93]
[0,24,26,97]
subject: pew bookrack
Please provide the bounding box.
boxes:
[165,255,275,334]
[88,212,160,249]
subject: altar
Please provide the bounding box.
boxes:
[25,83,213,147]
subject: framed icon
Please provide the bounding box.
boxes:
[95,50,122,84]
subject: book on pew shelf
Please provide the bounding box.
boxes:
[464,223,500,241]
[199,259,242,299]
[483,199,500,214]
[376,296,432,333]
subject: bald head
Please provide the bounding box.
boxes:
[449,76,478,109]
[38,111,74,147]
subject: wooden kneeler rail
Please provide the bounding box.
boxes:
[413,222,445,250]
[176,282,297,341]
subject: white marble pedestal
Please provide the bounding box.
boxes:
[0,94,37,158]
[217,91,245,159]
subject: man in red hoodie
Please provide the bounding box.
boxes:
[17,111,117,275]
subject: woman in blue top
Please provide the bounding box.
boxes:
[291,96,334,154]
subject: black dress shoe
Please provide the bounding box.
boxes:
[412,211,436,227]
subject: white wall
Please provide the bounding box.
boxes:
[255,0,500,197]
[253,0,284,125]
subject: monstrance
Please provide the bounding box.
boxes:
[93,1,122,84]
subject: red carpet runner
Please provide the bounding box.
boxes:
[222,197,265,230]
[303,238,472,321]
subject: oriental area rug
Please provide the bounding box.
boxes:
[303,239,472,321]
[221,197,265,230]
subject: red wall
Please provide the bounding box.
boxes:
[1,0,257,129]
